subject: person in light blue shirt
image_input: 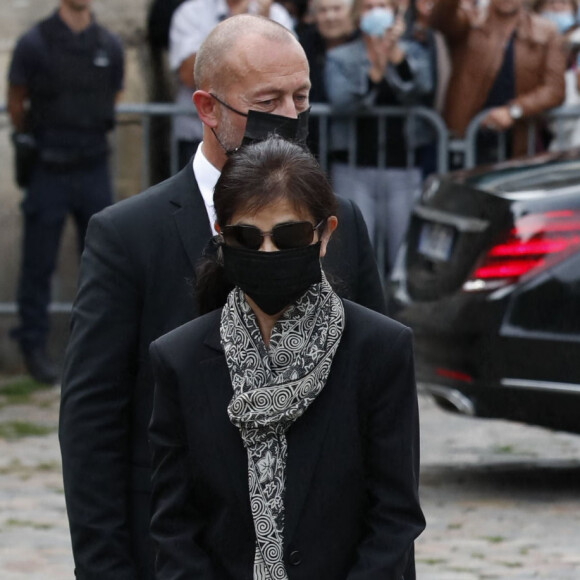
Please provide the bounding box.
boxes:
[325,0,432,274]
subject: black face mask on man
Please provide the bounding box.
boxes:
[221,242,322,315]
[210,93,310,155]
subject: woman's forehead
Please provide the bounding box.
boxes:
[229,197,313,225]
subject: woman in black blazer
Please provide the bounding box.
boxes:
[148,137,425,580]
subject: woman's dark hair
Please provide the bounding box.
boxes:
[214,136,338,228]
[196,136,339,314]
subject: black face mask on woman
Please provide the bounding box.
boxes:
[210,93,310,155]
[221,242,322,315]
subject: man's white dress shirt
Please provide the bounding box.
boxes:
[193,142,220,234]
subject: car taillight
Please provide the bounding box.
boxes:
[435,367,473,383]
[463,210,580,292]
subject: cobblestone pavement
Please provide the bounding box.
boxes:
[1,381,580,579]
[417,392,580,580]
[0,383,72,579]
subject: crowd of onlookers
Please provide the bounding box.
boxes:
[144,0,580,270]
[151,0,580,159]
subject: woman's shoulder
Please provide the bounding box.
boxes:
[342,299,411,345]
[337,301,413,389]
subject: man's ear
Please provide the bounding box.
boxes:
[193,90,218,128]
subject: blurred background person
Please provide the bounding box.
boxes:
[169,0,294,169]
[533,0,580,150]
[325,0,432,275]
[407,0,451,115]
[535,0,578,34]
[405,0,452,176]
[280,0,314,31]
[7,0,123,384]
[298,0,357,154]
[431,0,566,164]
[146,0,187,183]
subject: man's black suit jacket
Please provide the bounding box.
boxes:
[149,300,425,579]
[59,162,386,579]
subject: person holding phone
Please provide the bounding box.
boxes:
[325,0,432,275]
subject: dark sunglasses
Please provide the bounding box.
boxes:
[221,220,325,251]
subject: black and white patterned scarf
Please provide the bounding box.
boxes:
[220,273,345,580]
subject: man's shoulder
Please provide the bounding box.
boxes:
[12,21,45,56]
[335,195,362,227]
[95,166,199,229]
[94,22,124,54]
[153,308,222,359]
[335,195,353,212]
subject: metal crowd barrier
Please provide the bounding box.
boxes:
[460,104,580,168]
[1,102,448,316]
[5,101,579,184]
[1,102,579,315]
[115,102,450,188]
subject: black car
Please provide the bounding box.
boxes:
[388,151,580,434]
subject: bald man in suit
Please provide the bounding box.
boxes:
[60,15,386,579]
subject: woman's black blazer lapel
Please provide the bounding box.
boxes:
[199,321,253,525]
[284,347,350,545]
[197,317,352,546]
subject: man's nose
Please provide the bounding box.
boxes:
[276,97,299,119]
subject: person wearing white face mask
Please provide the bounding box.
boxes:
[535,0,578,34]
[325,0,433,275]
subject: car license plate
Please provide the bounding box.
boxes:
[418,222,454,262]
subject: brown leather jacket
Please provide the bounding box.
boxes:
[430,0,566,157]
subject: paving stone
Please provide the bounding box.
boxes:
[1,383,580,578]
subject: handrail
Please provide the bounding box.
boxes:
[112,102,451,181]
[4,102,578,176]
[462,104,580,169]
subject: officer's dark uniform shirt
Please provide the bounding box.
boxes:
[9,10,124,161]
[7,11,123,356]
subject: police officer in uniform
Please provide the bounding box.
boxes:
[7,0,124,384]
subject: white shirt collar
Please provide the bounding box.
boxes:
[193,143,221,235]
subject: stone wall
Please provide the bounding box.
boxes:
[0,0,153,372]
